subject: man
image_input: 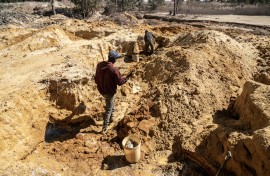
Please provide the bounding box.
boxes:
[94,50,133,134]
[144,30,156,55]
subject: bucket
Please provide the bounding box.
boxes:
[122,135,141,163]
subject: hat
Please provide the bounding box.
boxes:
[108,50,121,59]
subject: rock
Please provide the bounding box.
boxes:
[127,121,138,128]
[84,137,100,153]
[102,163,109,170]
[138,118,157,135]
[234,80,270,130]
[121,86,130,96]
[125,140,134,149]
[190,100,199,109]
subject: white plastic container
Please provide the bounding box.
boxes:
[122,135,141,163]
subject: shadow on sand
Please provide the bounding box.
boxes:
[101,155,130,170]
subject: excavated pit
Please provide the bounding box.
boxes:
[29,29,270,175]
[0,9,269,176]
[74,30,116,40]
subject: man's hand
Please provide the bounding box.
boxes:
[126,70,135,78]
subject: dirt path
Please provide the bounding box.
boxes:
[189,15,270,27]
[182,14,270,27]
[149,13,270,27]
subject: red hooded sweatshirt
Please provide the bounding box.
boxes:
[94,61,127,95]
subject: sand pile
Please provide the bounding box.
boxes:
[117,29,258,156]
[135,30,268,175]
[103,12,140,26]
[0,25,78,58]
[119,31,254,148]
[0,26,35,50]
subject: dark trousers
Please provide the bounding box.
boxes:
[145,40,154,54]
[102,94,116,129]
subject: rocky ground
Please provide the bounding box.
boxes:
[0,2,269,176]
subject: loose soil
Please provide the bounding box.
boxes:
[0,2,269,176]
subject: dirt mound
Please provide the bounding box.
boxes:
[113,30,266,175]
[103,12,140,26]
[0,26,35,50]
[0,25,78,57]
[140,30,257,150]
[23,25,74,50]
[173,30,257,59]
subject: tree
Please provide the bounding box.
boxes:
[103,0,143,14]
[51,0,56,15]
[148,0,165,11]
[133,0,144,11]
[173,0,180,16]
[70,0,104,17]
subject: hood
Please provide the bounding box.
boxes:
[98,61,113,70]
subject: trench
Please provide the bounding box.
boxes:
[43,77,237,175]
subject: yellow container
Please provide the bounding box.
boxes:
[122,135,141,163]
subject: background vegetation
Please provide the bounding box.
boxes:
[0,0,269,16]
[162,1,270,15]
